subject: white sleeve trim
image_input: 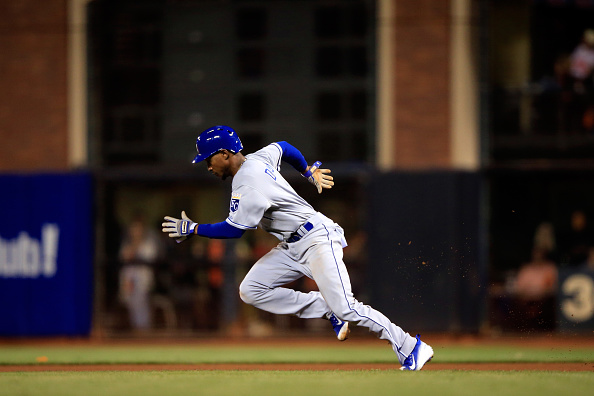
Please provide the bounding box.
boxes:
[225,217,258,230]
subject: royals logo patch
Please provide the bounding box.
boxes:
[230,193,241,212]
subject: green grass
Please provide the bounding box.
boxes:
[0,343,592,365]
[1,370,593,396]
[1,342,592,396]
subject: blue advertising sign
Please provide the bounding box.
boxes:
[0,173,93,336]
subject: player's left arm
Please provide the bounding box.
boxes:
[275,141,334,193]
[162,211,245,243]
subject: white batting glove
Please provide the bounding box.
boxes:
[302,161,334,194]
[162,211,197,243]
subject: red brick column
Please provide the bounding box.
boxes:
[393,0,451,168]
[0,0,68,171]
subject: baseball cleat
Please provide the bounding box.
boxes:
[399,334,434,371]
[329,313,350,341]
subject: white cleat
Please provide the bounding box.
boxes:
[400,334,434,371]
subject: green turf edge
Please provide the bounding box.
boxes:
[1,370,593,396]
[0,344,592,365]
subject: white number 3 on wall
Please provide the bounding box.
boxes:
[561,274,594,323]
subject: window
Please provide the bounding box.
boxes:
[318,131,343,162]
[350,90,366,120]
[89,1,163,165]
[238,93,266,121]
[315,6,344,38]
[237,48,266,78]
[316,47,344,77]
[317,92,342,120]
[235,7,267,40]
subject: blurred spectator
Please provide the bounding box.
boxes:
[158,236,200,329]
[560,210,593,266]
[569,29,594,133]
[533,54,573,135]
[492,247,558,332]
[206,239,225,328]
[187,238,226,330]
[118,215,162,331]
[514,248,558,301]
[512,247,558,331]
[532,221,557,261]
[491,225,560,333]
[569,29,594,87]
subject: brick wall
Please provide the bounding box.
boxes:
[0,0,68,171]
[394,0,451,168]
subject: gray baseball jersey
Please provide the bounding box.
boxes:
[225,142,316,241]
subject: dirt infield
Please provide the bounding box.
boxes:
[1,362,592,372]
[3,332,594,348]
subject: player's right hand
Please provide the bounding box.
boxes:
[162,211,197,243]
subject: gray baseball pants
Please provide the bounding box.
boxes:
[238,213,417,363]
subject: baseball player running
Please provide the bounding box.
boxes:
[162,125,433,370]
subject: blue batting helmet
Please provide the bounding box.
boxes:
[192,125,243,163]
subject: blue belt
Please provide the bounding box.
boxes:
[287,221,314,243]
